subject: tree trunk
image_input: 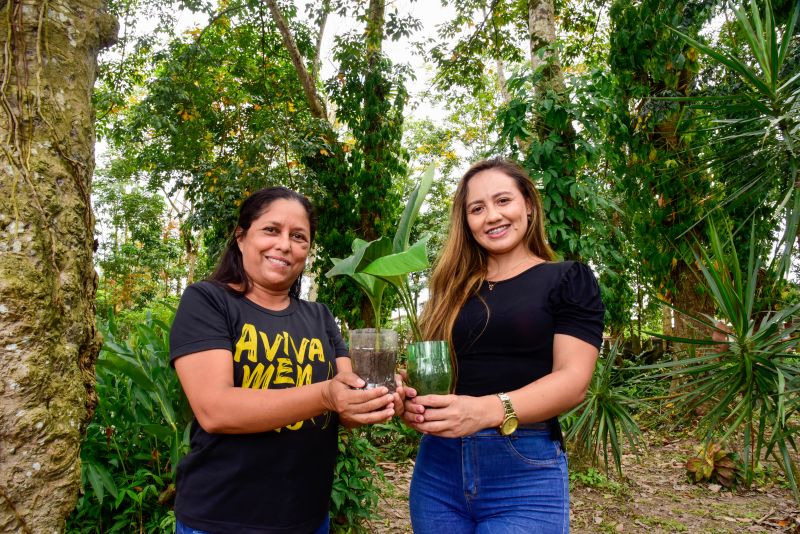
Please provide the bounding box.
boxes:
[665,261,715,341]
[266,0,404,329]
[312,0,331,83]
[0,0,116,531]
[359,0,386,243]
[527,0,581,260]
[528,0,565,96]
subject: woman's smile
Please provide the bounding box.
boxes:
[237,198,311,297]
[465,169,531,258]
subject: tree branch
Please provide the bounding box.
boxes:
[312,0,330,82]
[264,0,327,120]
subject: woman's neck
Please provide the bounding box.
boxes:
[236,282,292,310]
[486,251,542,281]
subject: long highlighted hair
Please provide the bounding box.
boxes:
[419,158,554,349]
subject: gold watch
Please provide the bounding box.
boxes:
[496,392,518,436]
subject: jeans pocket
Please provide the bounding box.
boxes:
[502,434,562,466]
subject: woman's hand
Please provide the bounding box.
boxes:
[323,372,395,428]
[391,373,407,417]
[402,394,500,438]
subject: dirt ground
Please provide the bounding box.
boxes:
[367,433,800,533]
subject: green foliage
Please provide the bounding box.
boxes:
[669,0,800,276]
[496,65,608,261]
[686,442,741,489]
[94,173,187,312]
[645,222,800,500]
[364,417,421,463]
[68,310,191,532]
[331,428,384,533]
[326,165,435,340]
[308,31,410,328]
[607,0,716,310]
[563,339,647,476]
[102,2,318,275]
[569,467,624,493]
[98,0,413,329]
[332,418,420,531]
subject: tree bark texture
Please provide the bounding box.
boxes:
[665,261,715,340]
[528,0,565,95]
[0,0,115,531]
[312,0,330,83]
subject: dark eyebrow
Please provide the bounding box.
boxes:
[259,221,310,234]
[466,190,515,209]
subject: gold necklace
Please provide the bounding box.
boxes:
[486,256,538,291]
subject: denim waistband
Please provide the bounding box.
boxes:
[517,422,549,430]
[469,422,551,437]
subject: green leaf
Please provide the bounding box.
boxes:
[669,26,773,98]
[97,352,155,393]
[393,163,435,254]
[326,237,394,325]
[777,1,799,73]
[86,462,118,505]
[362,235,431,279]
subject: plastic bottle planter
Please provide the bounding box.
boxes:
[406,340,452,396]
[349,328,398,392]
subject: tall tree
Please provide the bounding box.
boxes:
[267,0,409,327]
[608,0,716,339]
[428,0,603,260]
[0,0,116,531]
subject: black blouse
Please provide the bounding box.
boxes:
[453,261,605,397]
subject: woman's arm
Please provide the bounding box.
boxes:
[403,333,598,437]
[175,350,395,434]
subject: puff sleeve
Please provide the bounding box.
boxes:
[550,261,605,349]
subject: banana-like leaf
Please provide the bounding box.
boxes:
[326,165,437,337]
[394,164,435,254]
[363,235,431,279]
[326,239,392,325]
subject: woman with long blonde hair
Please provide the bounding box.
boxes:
[404,158,604,533]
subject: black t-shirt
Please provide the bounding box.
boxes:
[169,281,348,534]
[454,261,604,398]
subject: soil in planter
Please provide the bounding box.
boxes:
[350,348,397,392]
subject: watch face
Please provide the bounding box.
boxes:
[500,417,518,436]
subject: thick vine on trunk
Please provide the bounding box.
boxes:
[528,0,582,260]
[0,0,116,530]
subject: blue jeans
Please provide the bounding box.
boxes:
[176,515,330,534]
[409,428,569,533]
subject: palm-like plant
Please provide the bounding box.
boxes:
[563,339,647,476]
[647,222,800,499]
[326,164,435,341]
[670,0,799,274]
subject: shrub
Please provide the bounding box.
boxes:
[67,311,191,532]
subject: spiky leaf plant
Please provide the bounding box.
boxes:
[646,222,800,500]
[669,0,799,274]
[563,339,647,476]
